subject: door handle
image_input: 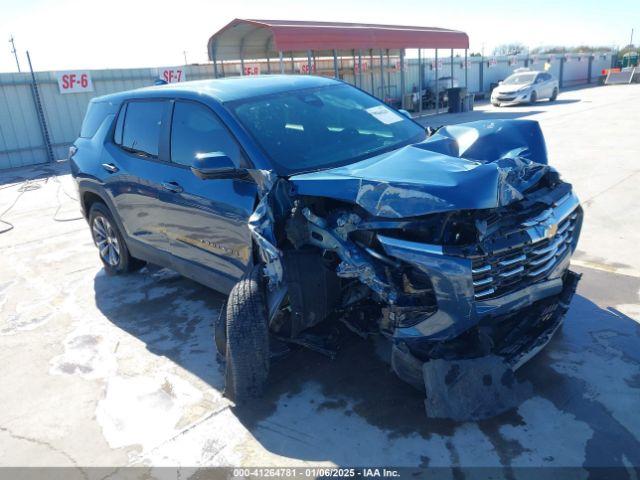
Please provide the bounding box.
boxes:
[161,181,183,193]
[101,163,119,173]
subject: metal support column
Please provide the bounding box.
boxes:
[307,50,312,75]
[266,52,271,74]
[464,49,468,88]
[418,49,423,115]
[479,56,484,92]
[352,50,357,86]
[333,50,339,78]
[587,55,593,84]
[400,49,405,109]
[291,53,295,73]
[26,51,54,163]
[212,47,218,78]
[369,50,375,95]
[435,49,439,113]
[379,50,385,101]
[450,48,454,88]
[386,49,391,95]
[358,50,363,89]
[240,52,245,76]
[279,51,285,74]
[559,57,565,89]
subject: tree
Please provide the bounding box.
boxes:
[493,43,527,56]
[531,45,613,54]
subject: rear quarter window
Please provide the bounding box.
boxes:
[80,101,118,138]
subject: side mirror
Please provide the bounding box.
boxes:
[498,80,504,85]
[190,152,250,180]
[398,109,412,118]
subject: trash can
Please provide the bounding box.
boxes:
[447,87,467,113]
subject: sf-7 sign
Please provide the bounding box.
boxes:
[56,71,93,94]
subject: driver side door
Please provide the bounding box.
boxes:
[161,99,258,290]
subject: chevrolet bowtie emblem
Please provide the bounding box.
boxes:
[546,223,558,239]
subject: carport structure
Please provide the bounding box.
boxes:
[207,19,469,109]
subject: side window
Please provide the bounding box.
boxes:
[120,100,166,157]
[170,101,241,167]
[113,103,127,145]
[80,101,117,138]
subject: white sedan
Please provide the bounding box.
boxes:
[491,71,559,106]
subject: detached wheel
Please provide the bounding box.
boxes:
[224,264,270,402]
[89,203,144,275]
[529,90,538,104]
[550,88,558,101]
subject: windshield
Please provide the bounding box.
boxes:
[503,73,537,85]
[229,84,426,175]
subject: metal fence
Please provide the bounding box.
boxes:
[0,52,614,170]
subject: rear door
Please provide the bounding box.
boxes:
[107,98,176,255]
[539,73,553,98]
[160,99,257,285]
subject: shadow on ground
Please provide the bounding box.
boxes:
[93,264,640,471]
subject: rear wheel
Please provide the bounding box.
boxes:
[89,203,145,275]
[224,264,270,402]
[529,90,538,104]
[550,88,558,101]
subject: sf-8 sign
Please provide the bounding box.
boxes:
[56,71,93,94]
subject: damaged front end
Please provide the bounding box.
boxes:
[253,119,583,419]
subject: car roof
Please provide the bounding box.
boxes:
[91,75,340,105]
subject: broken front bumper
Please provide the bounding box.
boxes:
[376,192,582,382]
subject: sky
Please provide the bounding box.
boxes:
[0,0,638,73]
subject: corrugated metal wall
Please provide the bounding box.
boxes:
[0,53,614,170]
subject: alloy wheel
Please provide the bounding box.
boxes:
[92,215,121,267]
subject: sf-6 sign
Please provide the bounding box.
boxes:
[56,71,93,94]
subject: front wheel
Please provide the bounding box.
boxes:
[224,264,270,402]
[89,203,145,275]
[549,88,558,101]
[529,91,538,104]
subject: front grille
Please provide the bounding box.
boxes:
[497,95,516,101]
[471,210,580,300]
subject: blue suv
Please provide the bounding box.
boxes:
[71,75,582,417]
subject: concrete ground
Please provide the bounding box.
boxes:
[0,84,639,477]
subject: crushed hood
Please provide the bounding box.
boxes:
[289,120,551,218]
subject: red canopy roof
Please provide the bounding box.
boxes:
[208,19,469,61]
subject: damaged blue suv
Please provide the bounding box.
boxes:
[71,75,582,418]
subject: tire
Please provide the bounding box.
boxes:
[529,90,538,104]
[214,302,227,358]
[89,202,145,275]
[550,88,558,101]
[224,264,270,402]
[491,101,500,107]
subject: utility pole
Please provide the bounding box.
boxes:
[9,35,21,72]
[631,28,634,46]
[183,50,188,65]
